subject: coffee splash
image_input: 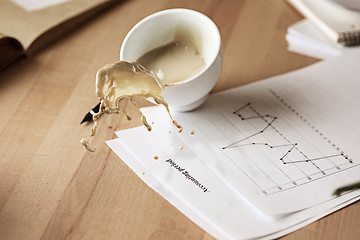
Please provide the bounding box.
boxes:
[81,27,205,151]
[80,61,182,152]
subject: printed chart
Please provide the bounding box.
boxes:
[188,90,357,195]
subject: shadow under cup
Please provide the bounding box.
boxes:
[120,9,222,112]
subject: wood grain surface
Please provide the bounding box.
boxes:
[0,0,359,239]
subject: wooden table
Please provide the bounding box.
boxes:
[0,0,359,239]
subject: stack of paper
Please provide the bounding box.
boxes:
[107,50,360,239]
[286,0,360,59]
[288,0,360,46]
[286,19,345,59]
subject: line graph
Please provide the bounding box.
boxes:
[186,92,358,195]
[216,99,356,194]
[223,103,350,167]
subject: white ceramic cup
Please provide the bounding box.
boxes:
[120,9,222,112]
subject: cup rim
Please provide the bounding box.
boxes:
[120,8,221,86]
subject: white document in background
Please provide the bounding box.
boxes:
[286,19,343,59]
[286,18,360,59]
[287,0,360,45]
[11,0,71,11]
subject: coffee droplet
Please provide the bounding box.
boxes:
[180,145,184,150]
[154,156,158,160]
[190,130,195,135]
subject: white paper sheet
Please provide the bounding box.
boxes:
[286,19,360,59]
[107,133,360,240]
[11,0,71,11]
[106,50,360,239]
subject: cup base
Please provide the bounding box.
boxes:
[171,94,209,112]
